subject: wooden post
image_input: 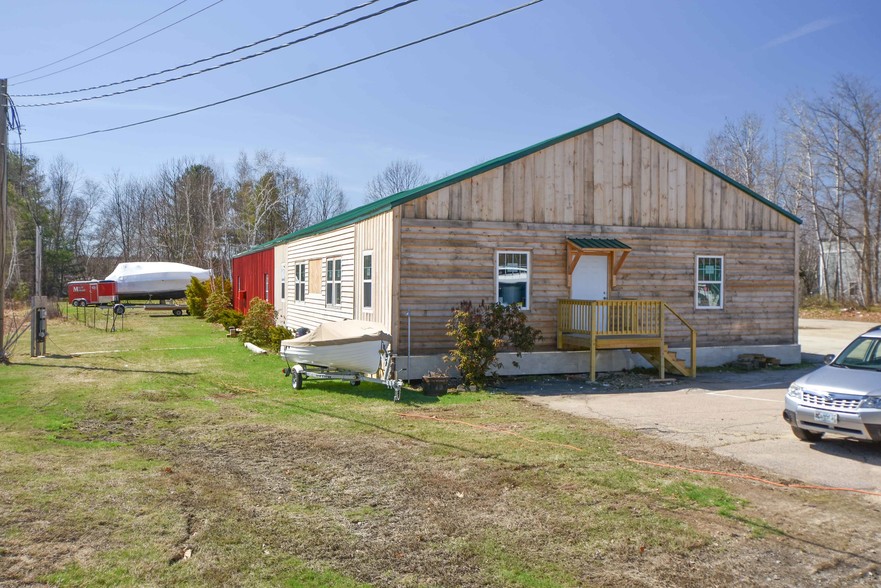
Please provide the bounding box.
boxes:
[589,301,597,381]
[690,328,697,377]
[0,79,7,364]
[658,301,665,379]
[556,300,564,350]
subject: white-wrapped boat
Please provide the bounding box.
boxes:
[106,262,211,299]
[280,320,402,400]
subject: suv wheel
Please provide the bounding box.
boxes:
[791,425,824,442]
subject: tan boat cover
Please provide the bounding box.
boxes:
[281,320,391,348]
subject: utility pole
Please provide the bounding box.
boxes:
[35,225,42,297]
[1,78,9,364]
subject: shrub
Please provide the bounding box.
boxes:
[445,300,542,388]
[269,325,294,352]
[217,309,244,330]
[205,278,233,323]
[240,297,276,347]
[185,277,210,318]
[12,282,30,303]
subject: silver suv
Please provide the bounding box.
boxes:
[783,325,881,442]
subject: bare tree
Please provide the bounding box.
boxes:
[232,151,311,249]
[782,96,826,296]
[311,174,347,221]
[810,76,881,304]
[364,159,429,203]
[778,77,881,304]
[705,112,775,197]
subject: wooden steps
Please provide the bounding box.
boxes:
[636,347,692,377]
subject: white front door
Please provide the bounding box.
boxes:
[571,255,608,300]
[570,255,608,331]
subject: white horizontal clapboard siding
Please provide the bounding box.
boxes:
[284,225,355,331]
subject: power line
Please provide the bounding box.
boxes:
[23,0,545,145]
[15,0,384,99]
[10,1,190,79]
[18,0,418,108]
[12,0,224,87]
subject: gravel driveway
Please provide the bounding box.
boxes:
[515,319,881,497]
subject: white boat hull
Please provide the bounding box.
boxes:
[106,262,211,298]
[280,340,384,374]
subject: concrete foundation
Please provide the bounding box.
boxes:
[396,344,802,380]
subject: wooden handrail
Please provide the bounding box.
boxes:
[663,303,697,377]
[557,299,698,378]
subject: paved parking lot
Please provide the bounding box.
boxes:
[526,319,881,496]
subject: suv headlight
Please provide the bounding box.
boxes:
[859,396,881,409]
[787,384,803,400]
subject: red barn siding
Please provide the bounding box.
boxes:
[232,249,275,314]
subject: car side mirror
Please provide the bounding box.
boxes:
[823,354,835,365]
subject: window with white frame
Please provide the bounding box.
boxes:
[362,252,373,311]
[497,251,530,309]
[695,256,723,309]
[294,262,306,302]
[325,258,342,306]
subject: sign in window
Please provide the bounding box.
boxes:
[696,256,723,309]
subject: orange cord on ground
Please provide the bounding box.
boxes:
[399,412,881,499]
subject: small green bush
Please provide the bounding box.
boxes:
[205,277,233,323]
[269,325,294,352]
[217,309,244,330]
[240,297,276,347]
[185,277,210,318]
[12,282,31,303]
[445,300,542,388]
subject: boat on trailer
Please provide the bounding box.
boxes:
[280,320,403,401]
[105,261,211,300]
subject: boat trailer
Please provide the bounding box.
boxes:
[282,344,403,402]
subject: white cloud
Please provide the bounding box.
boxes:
[763,17,846,50]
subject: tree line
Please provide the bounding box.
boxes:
[703,75,881,305]
[3,74,879,304]
[3,150,347,298]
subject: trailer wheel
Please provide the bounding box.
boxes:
[113,304,126,315]
[350,380,361,387]
[292,371,303,390]
[173,309,183,316]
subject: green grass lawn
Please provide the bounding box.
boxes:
[1,307,877,586]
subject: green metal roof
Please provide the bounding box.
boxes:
[567,237,631,250]
[234,113,803,258]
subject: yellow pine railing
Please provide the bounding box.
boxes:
[557,299,696,379]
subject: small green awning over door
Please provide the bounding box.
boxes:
[566,237,631,250]
[565,237,632,287]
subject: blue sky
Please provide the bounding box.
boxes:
[3,0,880,204]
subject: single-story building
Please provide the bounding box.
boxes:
[233,113,802,380]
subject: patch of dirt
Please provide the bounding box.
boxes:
[800,308,881,323]
[497,370,676,395]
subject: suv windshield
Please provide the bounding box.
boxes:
[832,335,881,371]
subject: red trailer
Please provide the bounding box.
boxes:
[68,280,118,307]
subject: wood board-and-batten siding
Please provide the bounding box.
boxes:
[281,211,396,333]
[402,120,791,233]
[394,119,798,353]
